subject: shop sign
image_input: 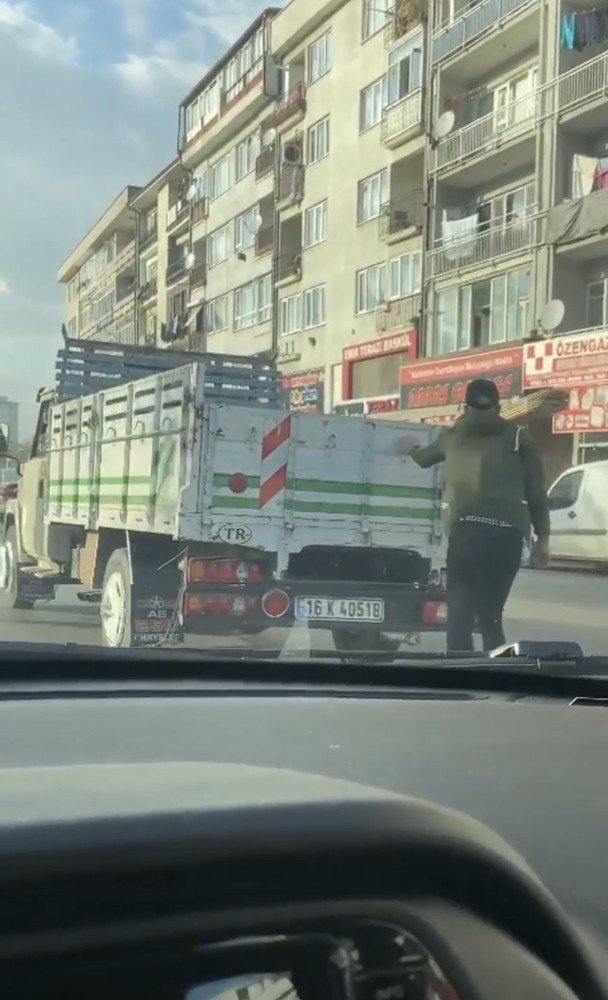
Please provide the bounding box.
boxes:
[400,345,523,410]
[552,385,608,434]
[281,369,325,412]
[523,330,608,390]
[343,330,417,364]
[334,396,399,416]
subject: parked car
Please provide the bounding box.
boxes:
[547,459,608,566]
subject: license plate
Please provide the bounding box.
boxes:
[295,597,385,622]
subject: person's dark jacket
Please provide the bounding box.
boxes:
[410,408,550,543]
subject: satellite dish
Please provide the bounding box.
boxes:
[185,251,196,269]
[262,127,276,148]
[540,299,565,332]
[434,110,455,142]
[185,182,198,202]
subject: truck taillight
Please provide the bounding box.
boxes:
[184,594,258,617]
[261,589,290,619]
[187,558,266,584]
[422,600,448,625]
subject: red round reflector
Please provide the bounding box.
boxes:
[229,473,248,494]
[261,589,290,619]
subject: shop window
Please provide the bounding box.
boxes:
[351,352,407,399]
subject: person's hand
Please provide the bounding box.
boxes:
[400,435,420,456]
[532,539,550,570]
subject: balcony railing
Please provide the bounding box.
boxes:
[166,257,187,284]
[376,292,422,333]
[279,162,305,203]
[192,198,209,226]
[263,83,307,131]
[381,90,423,146]
[434,87,545,173]
[139,226,157,253]
[255,224,274,257]
[428,212,543,277]
[139,278,157,301]
[166,200,189,230]
[256,145,275,179]
[379,190,424,240]
[278,251,302,282]
[559,50,608,114]
[432,0,538,64]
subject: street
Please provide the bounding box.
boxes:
[0,567,605,657]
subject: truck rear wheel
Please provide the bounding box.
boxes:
[332,627,400,663]
[0,526,34,610]
[100,549,133,648]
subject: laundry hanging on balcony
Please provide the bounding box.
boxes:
[441,213,479,262]
[571,155,608,197]
[560,8,608,50]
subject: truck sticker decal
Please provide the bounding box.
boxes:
[259,416,291,508]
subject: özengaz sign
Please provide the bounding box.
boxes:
[400,345,523,410]
[523,329,608,389]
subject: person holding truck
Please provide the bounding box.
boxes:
[404,378,550,652]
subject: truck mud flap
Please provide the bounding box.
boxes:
[131,560,184,648]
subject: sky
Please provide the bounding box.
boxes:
[0,0,265,435]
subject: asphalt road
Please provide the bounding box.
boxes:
[0,567,604,657]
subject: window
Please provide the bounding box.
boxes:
[587,280,607,328]
[207,224,231,266]
[67,277,78,302]
[308,116,330,163]
[386,38,423,107]
[234,274,272,329]
[434,267,530,354]
[493,67,538,132]
[357,169,388,223]
[235,206,259,251]
[204,294,229,335]
[304,200,327,247]
[389,251,422,298]
[356,263,386,314]
[236,133,260,181]
[308,30,332,83]
[280,292,303,335]
[304,284,326,328]
[360,77,387,131]
[362,0,393,39]
[548,471,583,511]
[209,152,231,200]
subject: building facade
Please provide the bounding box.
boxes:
[58,0,608,483]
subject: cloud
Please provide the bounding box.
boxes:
[0,278,10,296]
[0,0,78,62]
[114,0,149,43]
[185,0,262,46]
[115,40,202,95]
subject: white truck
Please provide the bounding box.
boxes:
[0,339,447,654]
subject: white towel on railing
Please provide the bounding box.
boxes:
[572,154,597,198]
[441,213,479,261]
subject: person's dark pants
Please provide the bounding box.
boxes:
[446,520,523,652]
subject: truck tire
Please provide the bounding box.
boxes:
[332,627,400,663]
[0,526,34,610]
[100,549,133,648]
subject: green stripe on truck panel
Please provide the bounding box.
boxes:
[290,478,436,500]
[48,476,151,487]
[291,500,432,518]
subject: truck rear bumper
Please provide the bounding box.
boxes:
[182,579,447,635]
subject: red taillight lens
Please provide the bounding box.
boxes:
[187,559,266,584]
[261,589,290,619]
[422,600,448,625]
[184,594,259,617]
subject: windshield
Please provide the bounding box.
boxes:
[0,0,604,664]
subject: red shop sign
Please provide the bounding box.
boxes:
[400,345,523,410]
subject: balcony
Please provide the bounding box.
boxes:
[256,145,275,180]
[139,278,157,302]
[379,190,424,243]
[139,226,157,253]
[189,260,207,288]
[432,87,543,186]
[384,0,423,46]
[381,90,423,149]
[428,212,543,278]
[191,198,209,226]
[166,256,187,285]
[255,224,274,258]
[278,162,305,207]
[277,250,302,286]
[558,51,608,131]
[376,292,422,333]
[166,200,189,234]
[432,0,538,68]
[262,83,307,133]
[547,189,608,262]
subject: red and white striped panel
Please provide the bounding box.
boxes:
[259,415,291,509]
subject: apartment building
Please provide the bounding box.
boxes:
[57,187,140,344]
[417,0,608,481]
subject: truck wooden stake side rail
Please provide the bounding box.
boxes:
[0,338,448,654]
